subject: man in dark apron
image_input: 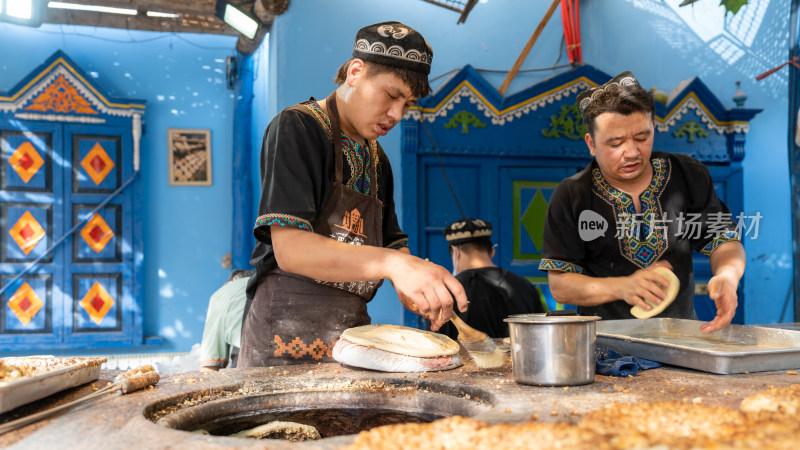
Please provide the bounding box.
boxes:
[239,22,468,367]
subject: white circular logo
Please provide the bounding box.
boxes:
[578,210,608,241]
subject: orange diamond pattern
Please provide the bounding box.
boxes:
[7,282,43,326]
[80,142,114,185]
[8,141,44,183]
[80,213,114,253]
[80,282,114,325]
[9,211,46,255]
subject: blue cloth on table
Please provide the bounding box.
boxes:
[595,347,661,377]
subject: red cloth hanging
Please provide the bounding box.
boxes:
[561,0,582,63]
[755,56,800,81]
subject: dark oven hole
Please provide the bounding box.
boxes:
[148,380,492,440]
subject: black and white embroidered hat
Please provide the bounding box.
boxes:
[353,21,433,75]
[444,218,492,246]
[577,71,641,113]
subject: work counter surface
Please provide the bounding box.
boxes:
[2,351,799,449]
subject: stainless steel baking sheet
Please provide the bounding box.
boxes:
[0,357,105,415]
[596,318,800,374]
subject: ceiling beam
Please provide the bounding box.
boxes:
[43,8,238,35]
[47,0,219,16]
[40,0,267,36]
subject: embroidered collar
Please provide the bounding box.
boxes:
[304,100,379,196]
[591,157,671,268]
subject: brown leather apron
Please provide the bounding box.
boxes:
[239,92,384,367]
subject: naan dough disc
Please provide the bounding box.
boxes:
[340,324,460,357]
[630,266,680,319]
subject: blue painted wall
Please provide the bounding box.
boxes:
[0,23,239,353]
[0,0,792,356]
[261,0,794,326]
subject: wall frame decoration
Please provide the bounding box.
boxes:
[167,128,212,186]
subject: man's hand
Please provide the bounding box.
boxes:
[270,226,468,330]
[703,240,745,334]
[701,269,739,334]
[387,253,468,331]
[618,260,674,311]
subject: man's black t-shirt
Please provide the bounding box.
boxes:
[438,267,545,339]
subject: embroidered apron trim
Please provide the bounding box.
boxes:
[592,158,671,269]
[254,213,313,232]
[304,101,380,196]
[538,258,584,274]
[273,335,337,360]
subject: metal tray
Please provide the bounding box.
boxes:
[0,357,105,415]
[596,318,800,374]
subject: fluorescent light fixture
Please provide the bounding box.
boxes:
[146,10,179,18]
[47,1,136,15]
[0,0,43,27]
[214,0,259,40]
[8,0,32,19]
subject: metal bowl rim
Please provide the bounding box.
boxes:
[503,315,600,324]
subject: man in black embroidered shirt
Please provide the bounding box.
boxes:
[438,218,545,339]
[239,22,468,367]
[538,71,745,334]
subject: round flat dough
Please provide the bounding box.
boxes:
[340,324,459,357]
[630,266,680,319]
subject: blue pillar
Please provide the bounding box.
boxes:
[789,0,800,321]
[232,52,256,269]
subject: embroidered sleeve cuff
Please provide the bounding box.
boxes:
[386,238,409,249]
[538,258,584,274]
[254,214,314,233]
[699,230,740,257]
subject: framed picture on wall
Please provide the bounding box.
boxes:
[168,128,212,186]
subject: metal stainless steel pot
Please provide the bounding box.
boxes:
[504,313,600,386]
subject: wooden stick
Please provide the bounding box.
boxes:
[498,0,561,95]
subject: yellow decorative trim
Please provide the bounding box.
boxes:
[656,92,747,131]
[406,77,596,126]
[0,57,145,110]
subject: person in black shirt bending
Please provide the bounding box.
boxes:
[438,218,545,340]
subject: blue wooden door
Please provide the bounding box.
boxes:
[0,51,145,350]
[497,165,581,311]
[0,122,138,349]
[0,120,65,347]
[62,124,136,346]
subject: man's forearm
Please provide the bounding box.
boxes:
[270,225,470,323]
[709,240,745,280]
[271,225,401,282]
[547,272,623,307]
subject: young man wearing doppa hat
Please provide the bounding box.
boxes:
[239,22,468,367]
[437,218,545,340]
